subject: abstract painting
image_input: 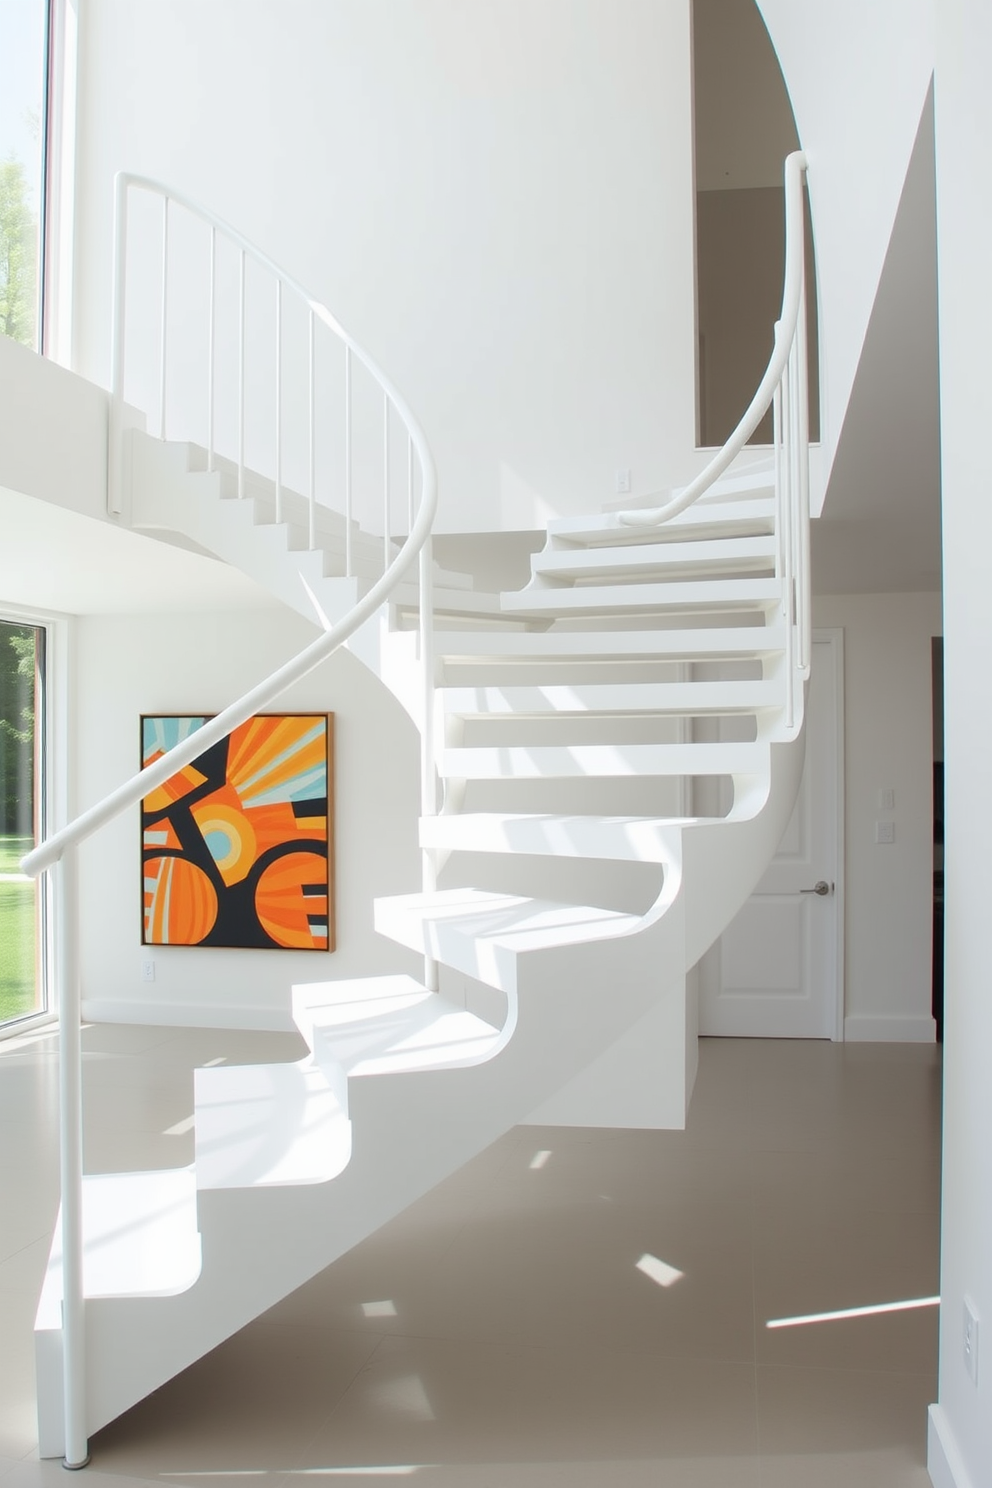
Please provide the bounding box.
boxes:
[141,713,333,950]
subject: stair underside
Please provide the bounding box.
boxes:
[433,625,786,662]
[438,679,779,716]
[420,811,697,862]
[440,740,768,779]
[532,534,777,579]
[500,578,782,617]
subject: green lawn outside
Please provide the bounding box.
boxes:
[0,835,41,1024]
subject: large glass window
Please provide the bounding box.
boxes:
[0,620,47,1027]
[0,0,49,350]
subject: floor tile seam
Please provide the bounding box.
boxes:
[295,1332,393,1451]
[342,1323,760,1366]
[753,1360,939,1380]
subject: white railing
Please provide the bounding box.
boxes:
[619,150,812,729]
[23,175,441,1470]
[108,173,419,569]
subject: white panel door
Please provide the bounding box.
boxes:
[698,632,843,1038]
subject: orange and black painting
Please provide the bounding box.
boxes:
[141,714,333,950]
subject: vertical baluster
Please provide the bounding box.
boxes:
[308,310,316,552]
[108,173,129,517]
[419,527,438,993]
[407,433,415,532]
[238,250,246,500]
[383,392,391,575]
[58,847,89,1469]
[788,341,801,676]
[207,225,216,472]
[344,346,353,579]
[159,196,169,440]
[796,258,812,673]
[772,326,784,584]
[275,280,283,524]
[780,370,795,731]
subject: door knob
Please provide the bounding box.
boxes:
[800,880,831,896]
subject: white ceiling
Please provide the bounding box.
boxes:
[0,483,281,616]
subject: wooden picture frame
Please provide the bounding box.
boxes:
[140,713,334,950]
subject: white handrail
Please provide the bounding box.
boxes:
[30,172,441,1469]
[618,150,808,528]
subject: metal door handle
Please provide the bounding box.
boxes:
[801,880,831,896]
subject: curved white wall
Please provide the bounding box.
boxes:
[756,0,934,494]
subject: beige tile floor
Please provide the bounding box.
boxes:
[0,1025,941,1488]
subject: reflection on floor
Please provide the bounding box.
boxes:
[0,1024,941,1487]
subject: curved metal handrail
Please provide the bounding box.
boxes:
[619,150,808,527]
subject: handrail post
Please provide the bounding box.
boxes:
[108,174,129,518]
[344,347,353,578]
[419,531,438,993]
[238,250,246,500]
[796,258,812,674]
[207,224,216,473]
[57,846,89,1469]
[308,310,316,551]
[383,392,391,576]
[159,196,169,441]
[780,369,795,732]
[275,280,283,524]
[407,434,415,533]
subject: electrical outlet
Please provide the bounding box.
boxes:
[964,1297,980,1385]
[615,468,631,495]
[875,820,895,844]
[141,958,156,983]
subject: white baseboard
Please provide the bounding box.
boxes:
[928,1404,977,1488]
[80,998,294,1033]
[844,1012,936,1043]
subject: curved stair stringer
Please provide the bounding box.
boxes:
[36,841,689,1453]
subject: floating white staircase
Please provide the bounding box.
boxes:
[29,155,813,1461]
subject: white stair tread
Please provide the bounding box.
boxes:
[294,974,503,1077]
[438,680,779,716]
[441,740,767,779]
[194,1060,351,1190]
[420,811,697,862]
[392,582,502,616]
[532,534,777,580]
[37,1169,201,1326]
[375,888,643,990]
[548,497,775,546]
[500,578,781,616]
[433,626,785,661]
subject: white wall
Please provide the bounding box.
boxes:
[71,0,709,533]
[813,592,940,1041]
[929,3,992,1483]
[0,329,107,522]
[756,0,934,490]
[74,608,422,1028]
